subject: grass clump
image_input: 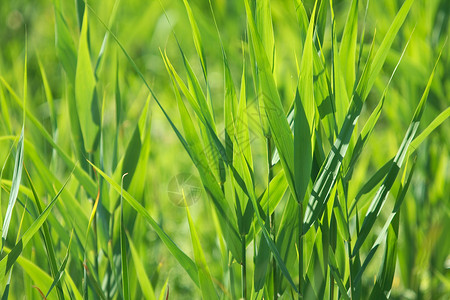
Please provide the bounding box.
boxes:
[0,0,448,299]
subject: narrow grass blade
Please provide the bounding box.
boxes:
[45,230,73,298]
[1,127,24,252]
[295,1,316,203]
[75,7,99,152]
[163,51,242,261]
[368,213,399,300]
[88,162,199,287]
[328,245,350,300]
[120,174,129,300]
[331,0,350,131]
[185,194,218,299]
[356,0,414,100]
[408,107,450,156]
[158,278,169,300]
[339,0,359,95]
[52,0,77,83]
[126,231,156,300]
[181,0,207,76]
[24,166,65,299]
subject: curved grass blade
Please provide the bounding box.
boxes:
[120,174,129,300]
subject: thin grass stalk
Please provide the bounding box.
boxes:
[241,233,247,299]
[298,201,303,300]
[267,137,277,300]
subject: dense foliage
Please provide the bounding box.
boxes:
[0,0,448,299]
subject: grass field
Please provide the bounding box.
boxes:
[0,0,449,299]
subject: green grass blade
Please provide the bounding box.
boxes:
[345,28,413,180]
[45,230,73,298]
[355,0,414,100]
[24,166,65,300]
[181,0,207,76]
[185,195,218,299]
[408,107,450,156]
[328,245,350,300]
[303,0,414,232]
[295,0,316,203]
[1,126,24,252]
[236,144,298,294]
[88,162,199,287]
[339,0,359,96]
[163,51,242,261]
[52,0,77,83]
[75,7,99,152]
[120,174,130,300]
[126,231,156,300]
